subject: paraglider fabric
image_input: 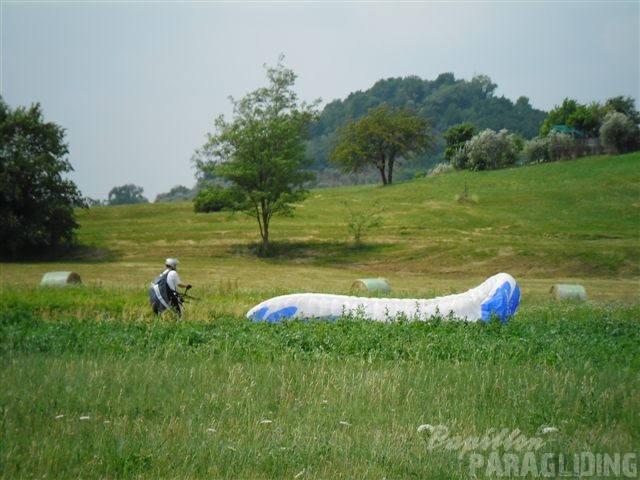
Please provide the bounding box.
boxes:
[247,273,520,324]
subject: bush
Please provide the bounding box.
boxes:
[522,136,550,164]
[547,131,578,161]
[523,132,589,164]
[600,112,639,153]
[193,185,245,213]
[428,162,455,176]
[464,129,520,170]
[450,146,470,170]
[155,185,194,203]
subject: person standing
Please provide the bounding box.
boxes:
[149,258,191,319]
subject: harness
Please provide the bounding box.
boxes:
[150,270,175,310]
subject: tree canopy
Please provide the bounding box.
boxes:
[540,96,640,138]
[0,98,85,257]
[155,185,194,203]
[331,104,434,185]
[194,57,319,253]
[108,184,149,206]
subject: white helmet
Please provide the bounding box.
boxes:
[165,258,179,269]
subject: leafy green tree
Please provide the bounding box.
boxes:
[108,184,148,205]
[330,104,434,185]
[194,57,319,253]
[540,97,629,138]
[604,96,640,125]
[540,98,579,136]
[443,122,478,168]
[0,97,85,257]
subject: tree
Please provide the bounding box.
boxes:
[194,57,319,254]
[547,131,578,161]
[566,104,600,137]
[604,96,640,125]
[540,98,579,136]
[330,104,434,185]
[464,129,521,171]
[540,96,639,139]
[0,97,85,257]
[443,122,478,168]
[155,185,193,203]
[108,184,148,205]
[599,112,639,153]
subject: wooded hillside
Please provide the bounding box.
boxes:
[307,73,547,186]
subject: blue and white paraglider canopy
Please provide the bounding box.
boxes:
[247,272,520,324]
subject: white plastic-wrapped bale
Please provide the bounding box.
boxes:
[550,284,587,301]
[40,271,82,286]
[350,278,390,293]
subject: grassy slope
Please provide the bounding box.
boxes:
[2,152,638,303]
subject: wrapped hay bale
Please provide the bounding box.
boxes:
[550,284,586,301]
[351,278,390,293]
[40,271,82,286]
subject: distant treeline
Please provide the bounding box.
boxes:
[306,73,547,186]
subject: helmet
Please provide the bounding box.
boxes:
[165,258,179,269]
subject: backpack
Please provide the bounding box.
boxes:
[150,270,171,304]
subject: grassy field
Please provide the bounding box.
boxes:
[1,152,638,302]
[1,153,639,478]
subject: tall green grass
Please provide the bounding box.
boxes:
[1,292,639,478]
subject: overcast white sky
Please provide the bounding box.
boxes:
[2,1,639,201]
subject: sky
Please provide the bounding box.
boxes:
[2,1,639,201]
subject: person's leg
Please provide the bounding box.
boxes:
[169,293,183,320]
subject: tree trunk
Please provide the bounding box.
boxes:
[377,159,388,185]
[378,168,388,185]
[261,204,270,254]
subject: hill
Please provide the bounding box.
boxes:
[2,153,637,302]
[307,73,548,186]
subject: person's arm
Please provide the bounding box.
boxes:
[168,271,190,291]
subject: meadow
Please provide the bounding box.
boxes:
[1,153,639,478]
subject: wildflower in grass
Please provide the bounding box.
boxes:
[540,426,558,434]
[260,419,273,425]
[79,416,91,420]
[206,428,216,433]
